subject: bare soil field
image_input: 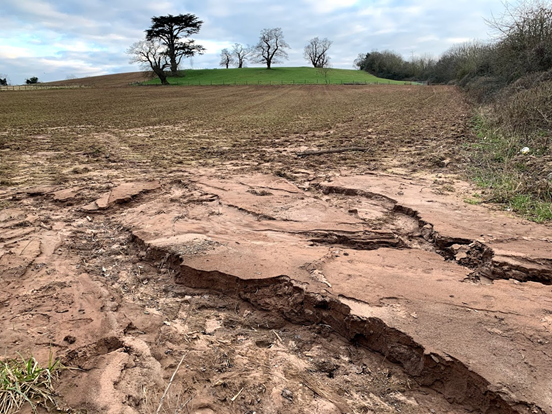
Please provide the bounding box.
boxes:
[0,84,551,414]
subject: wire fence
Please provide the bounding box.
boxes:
[134,79,425,87]
[0,81,426,91]
[0,85,87,91]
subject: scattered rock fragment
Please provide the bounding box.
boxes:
[82,181,160,212]
[52,187,82,202]
[281,389,293,401]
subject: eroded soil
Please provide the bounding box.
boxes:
[1,84,551,414]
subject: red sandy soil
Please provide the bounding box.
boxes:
[1,169,550,414]
[0,82,550,414]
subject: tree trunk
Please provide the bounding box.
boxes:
[267,59,272,69]
[170,60,178,76]
[166,44,178,76]
[153,67,169,85]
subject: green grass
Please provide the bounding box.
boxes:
[0,354,64,413]
[465,112,552,223]
[143,67,411,86]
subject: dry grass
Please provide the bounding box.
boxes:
[0,354,63,413]
[466,109,552,222]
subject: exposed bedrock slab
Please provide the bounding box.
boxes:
[120,173,552,413]
[320,174,552,285]
[82,181,161,212]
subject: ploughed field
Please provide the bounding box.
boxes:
[0,83,551,414]
[0,84,467,186]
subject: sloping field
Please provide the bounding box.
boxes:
[0,84,465,186]
[47,71,149,88]
[45,67,408,88]
[147,67,409,85]
[1,84,551,414]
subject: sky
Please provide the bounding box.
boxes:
[0,0,506,84]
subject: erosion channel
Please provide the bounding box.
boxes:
[1,170,551,414]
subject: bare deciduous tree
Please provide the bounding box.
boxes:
[486,0,552,76]
[253,28,290,69]
[354,53,369,70]
[232,43,252,68]
[304,37,332,68]
[127,40,171,85]
[219,48,234,69]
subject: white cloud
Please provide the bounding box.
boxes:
[0,45,35,59]
[303,0,358,14]
[0,0,507,83]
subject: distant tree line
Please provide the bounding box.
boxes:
[354,51,435,81]
[355,0,552,104]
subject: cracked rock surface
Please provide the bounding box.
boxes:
[1,170,551,414]
[121,171,552,413]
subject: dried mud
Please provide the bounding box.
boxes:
[1,85,551,414]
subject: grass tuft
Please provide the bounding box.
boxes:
[0,354,63,414]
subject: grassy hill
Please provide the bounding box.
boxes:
[145,67,410,86]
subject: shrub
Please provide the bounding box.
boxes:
[496,80,552,135]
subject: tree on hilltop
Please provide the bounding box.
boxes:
[219,48,234,69]
[304,37,332,68]
[354,53,369,70]
[146,13,205,76]
[232,43,253,68]
[26,77,39,84]
[253,28,290,69]
[127,40,171,85]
